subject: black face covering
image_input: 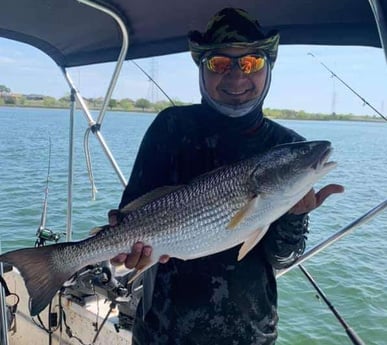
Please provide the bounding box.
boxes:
[199,55,272,117]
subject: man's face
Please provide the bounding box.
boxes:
[202,47,268,106]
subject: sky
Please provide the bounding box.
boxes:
[0,37,386,116]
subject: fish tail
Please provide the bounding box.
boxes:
[0,243,76,316]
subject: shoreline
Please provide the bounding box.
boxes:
[0,104,384,123]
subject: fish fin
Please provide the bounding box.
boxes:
[227,195,261,230]
[89,208,130,235]
[127,259,158,285]
[127,269,144,285]
[0,244,77,316]
[238,225,270,261]
[120,185,183,214]
[89,226,105,235]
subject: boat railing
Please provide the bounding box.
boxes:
[277,198,387,277]
[0,262,10,345]
[276,199,387,345]
[369,0,387,63]
[59,0,130,240]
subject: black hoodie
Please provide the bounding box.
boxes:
[120,103,309,345]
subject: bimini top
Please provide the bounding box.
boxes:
[0,0,386,68]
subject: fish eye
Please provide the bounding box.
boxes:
[299,147,310,155]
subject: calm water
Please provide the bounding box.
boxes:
[1,107,386,344]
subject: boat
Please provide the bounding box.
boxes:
[1,1,386,344]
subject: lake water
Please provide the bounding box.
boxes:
[0,107,386,344]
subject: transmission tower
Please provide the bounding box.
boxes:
[147,58,159,103]
[330,78,337,116]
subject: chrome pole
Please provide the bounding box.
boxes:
[77,0,129,126]
[65,90,76,242]
[61,68,127,187]
[0,242,10,345]
[277,198,387,277]
[61,0,130,188]
[368,0,387,63]
[0,267,9,345]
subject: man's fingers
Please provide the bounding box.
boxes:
[110,253,127,266]
[124,242,152,269]
[111,242,156,270]
[136,246,153,270]
[289,184,344,215]
[124,242,144,268]
[159,255,170,264]
[289,189,315,214]
[108,209,120,226]
[315,184,344,208]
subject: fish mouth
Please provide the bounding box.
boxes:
[313,145,337,171]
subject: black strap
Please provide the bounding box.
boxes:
[0,274,19,316]
[0,275,11,296]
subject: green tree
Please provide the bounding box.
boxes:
[119,98,135,110]
[153,100,173,112]
[135,98,151,110]
[108,99,117,109]
[43,96,57,108]
[4,96,16,105]
[0,85,11,93]
[58,96,70,107]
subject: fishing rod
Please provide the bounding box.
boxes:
[299,264,366,345]
[276,200,387,344]
[131,60,176,106]
[308,52,387,121]
[277,199,387,277]
[35,137,61,247]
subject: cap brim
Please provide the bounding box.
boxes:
[188,32,280,67]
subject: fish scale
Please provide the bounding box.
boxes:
[0,140,336,316]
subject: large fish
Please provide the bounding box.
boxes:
[0,140,336,316]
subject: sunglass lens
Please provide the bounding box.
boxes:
[239,56,265,74]
[207,56,232,73]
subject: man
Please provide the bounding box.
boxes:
[112,8,343,344]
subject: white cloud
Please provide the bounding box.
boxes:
[0,56,16,64]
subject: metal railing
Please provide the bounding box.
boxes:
[61,0,130,240]
[277,198,387,277]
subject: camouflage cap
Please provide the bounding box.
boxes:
[188,8,279,67]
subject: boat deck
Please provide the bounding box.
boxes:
[4,269,132,345]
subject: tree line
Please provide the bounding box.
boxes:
[0,84,188,112]
[0,84,380,121]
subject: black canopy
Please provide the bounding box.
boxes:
[0,0,385,68]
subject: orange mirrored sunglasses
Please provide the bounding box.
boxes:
[203,54,266,74]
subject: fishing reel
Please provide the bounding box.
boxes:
[62,262,142,332]
[63,261,131,306]
[35,226,62,247]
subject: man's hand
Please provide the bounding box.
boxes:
[108,210,170,269]
[289,184,344,215]
[110,242,171,269]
